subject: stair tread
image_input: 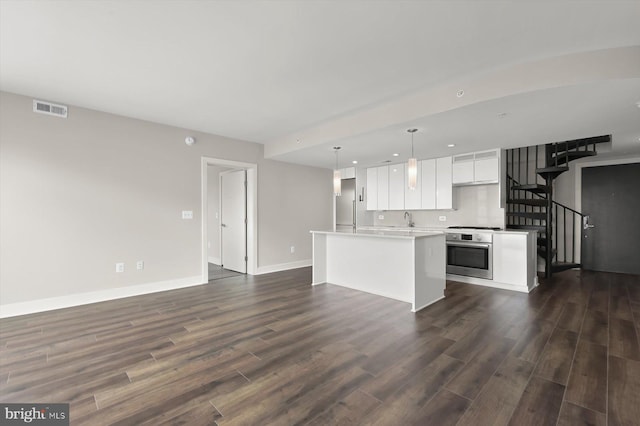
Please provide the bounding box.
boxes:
[506,212,547,220]
[536,166,570,173]
[507,199,548,206]
[552,151,597,166]
[550,135,610,151]
[506,225,546,231]
[511,184,549,193]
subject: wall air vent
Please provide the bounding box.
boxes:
[33,100,68,118]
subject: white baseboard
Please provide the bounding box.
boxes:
[254,259,312,275]
[412,295,445,313]
[0,275,204,318]
[208,256,221,265]
[446,274,533,293]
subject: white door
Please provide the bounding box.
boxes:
[221,169,246,273]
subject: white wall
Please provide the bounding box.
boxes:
[257,160,333,267]
[373,184,505,228]
[0,91,332,307]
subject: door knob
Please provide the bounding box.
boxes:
[221,223,227,227]
[583,216,595,230]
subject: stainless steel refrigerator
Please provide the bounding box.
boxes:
[336,178,356,232]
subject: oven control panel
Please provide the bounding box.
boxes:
[446,232,493,243]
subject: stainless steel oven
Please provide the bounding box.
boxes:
[446,232,493,280]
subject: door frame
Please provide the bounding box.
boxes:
[201,157,257,281]
[573,156,640,263]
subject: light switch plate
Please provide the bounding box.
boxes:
[378,214,384,220]
[115,262,125,273]
[439,216,447,222]
[182,210,193,219]
[136,261,144,270]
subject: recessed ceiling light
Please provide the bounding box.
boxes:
[447,144,455,148]
[352,160,358,164]
[296,139,301,144]
[393,153,399,157]
[456,90,464,98]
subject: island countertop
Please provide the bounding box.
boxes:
[310,229,444,240]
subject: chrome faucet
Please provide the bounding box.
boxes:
[404,211,415,228]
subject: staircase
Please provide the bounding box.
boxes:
[505,135,611,278]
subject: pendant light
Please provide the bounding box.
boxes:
[333,146,341,196]
[407,129,418,190]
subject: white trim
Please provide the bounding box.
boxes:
[208,256,221,265]
[573,156,640,262]
[201,157,258,281]
[0,276,204,318]
[447,273,537,293]
[412,295,445,313]
[255,260,312,275]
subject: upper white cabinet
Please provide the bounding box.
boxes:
[420,159,436,209]
[377,165,389,210]
[388,164,405,210]
[452,153,475,184]
[366,156,453,211]
[436,156,453,209]
[453,149,500,185]
[422,157,453,210]
[366,167,378,211]
[404,161,422,210]
[473,150,499,183]
[366,165,390,211]
[339,167,356,179]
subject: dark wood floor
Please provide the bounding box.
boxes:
[1,268,639,425]
[208,263,244,281]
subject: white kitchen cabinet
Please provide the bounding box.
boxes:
[473,150,499,183]
[452,153,475,184]
[436,156,453,209]
[366,167,378,211]
[420,159,436,209]
[366,156,452,211]
[340,167,356,179]
[405,161,422,209]
[492,231,537,292]
[420,157,452,209]
[366,165,390,211]
[377,165,389,210]
[453,150,500,185]
[389,164,405,210]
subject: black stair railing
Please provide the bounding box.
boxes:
[506,174,584,269]
[505,135,608,277]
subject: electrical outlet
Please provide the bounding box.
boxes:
[115,262,125,273]
[439,216,447,222]
[136,261,144,270]
[378,214,384,220]
[290,246,295,254]
[182,210,193,219]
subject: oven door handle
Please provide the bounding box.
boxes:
[447,243,492,248]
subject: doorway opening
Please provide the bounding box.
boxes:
[201,157,257,282]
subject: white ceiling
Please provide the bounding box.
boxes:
[1,1,639,168]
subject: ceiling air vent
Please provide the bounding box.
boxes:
[33,100,68,118]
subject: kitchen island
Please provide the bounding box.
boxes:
[311,229,446,312]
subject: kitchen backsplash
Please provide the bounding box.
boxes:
[370,184,505,228]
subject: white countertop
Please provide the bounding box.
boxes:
[311,229,444,240]
[356,226,535,235]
